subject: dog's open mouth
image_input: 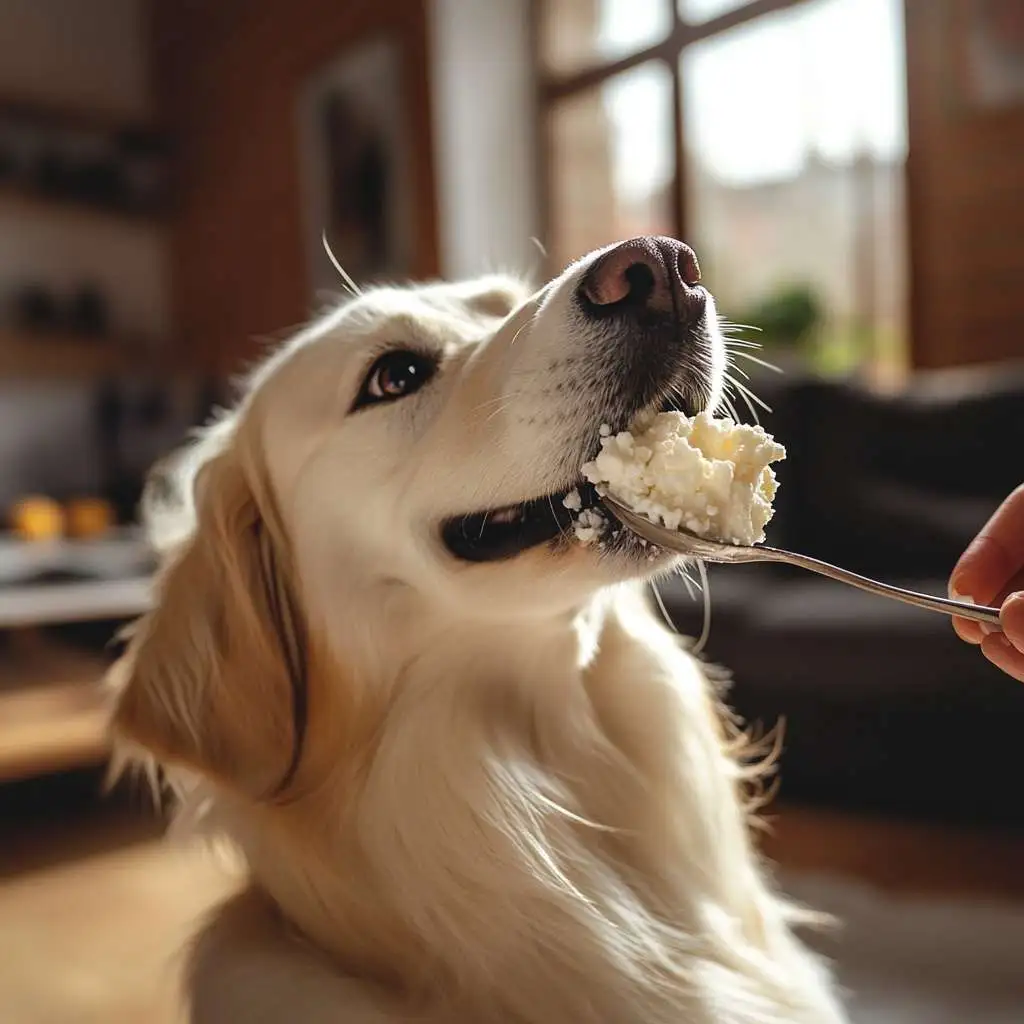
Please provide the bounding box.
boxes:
[441,392,700,563]
[441,482,604,563]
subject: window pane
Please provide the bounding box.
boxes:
[678,0,751,24]
[548,62,675,270]
[540,0,672,77]
[681,0,908,377]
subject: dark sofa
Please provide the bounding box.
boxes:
[659,360,1024,829]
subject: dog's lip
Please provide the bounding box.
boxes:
[439,481,603,563]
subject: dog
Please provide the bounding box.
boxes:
[110,236,847,1023]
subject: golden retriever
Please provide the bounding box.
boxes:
[110,237,846,1023]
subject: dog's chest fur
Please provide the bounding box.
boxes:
[202,591,844,1024]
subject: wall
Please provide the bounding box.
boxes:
[429,0,541,281]
[0,0,150,117]
[153,0,438,376]
[905,0,1024,368]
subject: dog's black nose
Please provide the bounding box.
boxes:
[579,236,706,323]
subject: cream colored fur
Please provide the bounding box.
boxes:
[110,246,847,1024]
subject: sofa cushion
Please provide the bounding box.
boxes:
[656,572,1024,827]
[746,362,1024,579]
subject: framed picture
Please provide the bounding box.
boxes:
[297,35,415,300]
[956,0,1024,111]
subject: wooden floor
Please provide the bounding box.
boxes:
[0,789,238,1024]
[1,784,1023,1024]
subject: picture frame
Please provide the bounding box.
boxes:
[296,35,415,301]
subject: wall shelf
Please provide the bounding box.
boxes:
[0,186,165,234]
[0,94,157,136]
[0,329,137,378]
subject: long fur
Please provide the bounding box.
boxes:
[109,256,846,1024]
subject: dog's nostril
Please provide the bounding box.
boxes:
[580,240,668,309]
[579,236,705,322]
[622,262,656,306]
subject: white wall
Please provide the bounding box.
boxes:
[429,0,542,282]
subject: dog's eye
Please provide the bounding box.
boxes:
[354,350,437,410]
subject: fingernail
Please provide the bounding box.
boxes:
[951,587,989,631]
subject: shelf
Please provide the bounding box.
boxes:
[0,576,152,630]
[0,329,132,378]
[0,94,157,136]
[0,645,113,783]
[0,186,164,233]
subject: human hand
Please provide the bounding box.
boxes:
[949,485,1024,682]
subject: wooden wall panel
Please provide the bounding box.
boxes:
[905,0,1024,368]
[152,0,438,375]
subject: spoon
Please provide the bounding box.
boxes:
[601,495,1002,629]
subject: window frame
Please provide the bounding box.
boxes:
[531,0,817,271]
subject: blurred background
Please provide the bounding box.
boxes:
[0,0,1022,1021]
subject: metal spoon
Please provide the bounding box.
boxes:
[602,495,1002,629]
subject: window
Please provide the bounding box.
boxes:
[546,61,675,270]
[537,0,909,379]
[539,0,673,75]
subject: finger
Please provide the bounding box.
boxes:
[950,484,1024,604]
[952,571,1024,644]
[981,632,1024,683]
[952,612,984,645]
[1002,591,1024,652]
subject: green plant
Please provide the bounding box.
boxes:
[736,283,824,350]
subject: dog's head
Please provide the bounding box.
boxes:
[112,236,724,795]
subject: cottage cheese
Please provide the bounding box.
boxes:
[580,411,785,546]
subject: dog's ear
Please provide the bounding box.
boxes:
[112,446,305,796]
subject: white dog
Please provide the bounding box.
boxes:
[111,237,846,1024]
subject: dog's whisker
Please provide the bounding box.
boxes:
[485,399,520,423]
[547,493,572,546]
[508,308,540,350]
[717,321,763,334]
[671,563,699,602]
[321,231,362,297]
[731,351,783,374]
[724,372,771,424]
[692,558,712,655]
[651,578,680,630]
[472,394,520,417]
[718,389,741,423]
[509,322,530,349]
[728,373,772,412]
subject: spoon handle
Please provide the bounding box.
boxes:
[758,546,1003,628]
